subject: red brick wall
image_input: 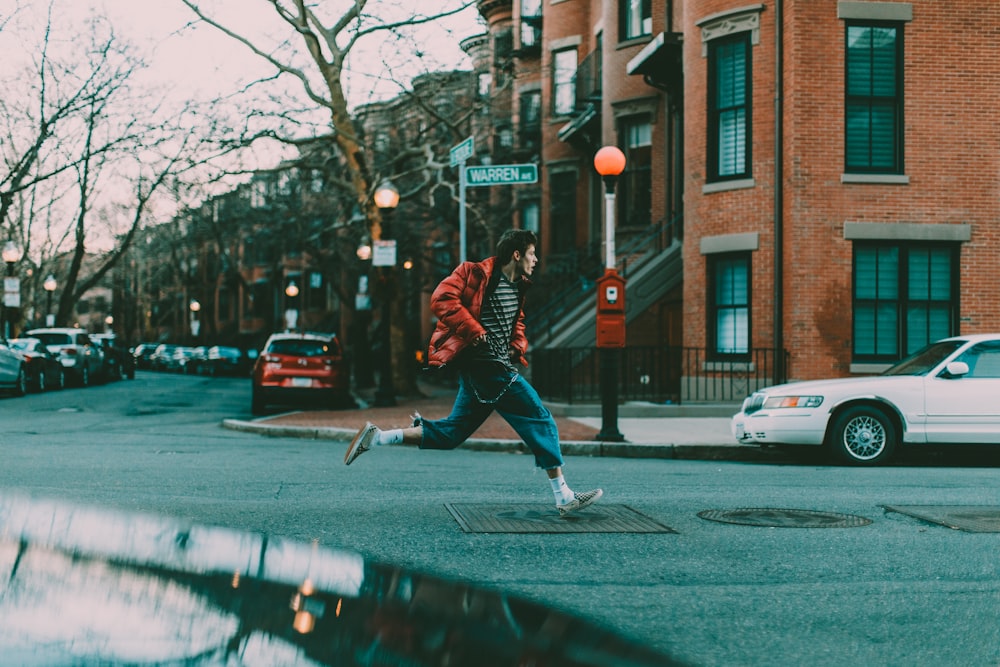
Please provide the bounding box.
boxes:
[685,0,1000,381]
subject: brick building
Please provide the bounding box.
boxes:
[481,0,999,401]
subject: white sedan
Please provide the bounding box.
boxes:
[732,333,1000,465]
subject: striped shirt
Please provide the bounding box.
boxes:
[471,275,520,368]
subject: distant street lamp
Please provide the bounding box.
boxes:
[373,179,399,407]
[593,146,627,442]
[43,274,57,327]
[285,280,300,331]
[2,240,23,339]
[189,299,201,341]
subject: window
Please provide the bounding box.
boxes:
[552,48,577,116]
[956,342,1000,379]
[845,23,903,173]
[519,91,541,150]
[620,0,652,41]
[853,243,957,361]
[521,201,540,234]
[521,0,542,49]
[549,171,577,254]
[619,116,652,226]
[477,72,492,99]
[709,254,750,357]
[707,33,750,181]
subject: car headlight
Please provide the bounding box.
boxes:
[762,395,824,409]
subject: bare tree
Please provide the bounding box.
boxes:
[179,0,482,394]
[181,0,478,230]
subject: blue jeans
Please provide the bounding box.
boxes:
[418,368,565,470]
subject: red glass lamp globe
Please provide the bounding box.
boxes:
[593,146,626,177]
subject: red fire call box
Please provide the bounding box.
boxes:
[596,269,626,348]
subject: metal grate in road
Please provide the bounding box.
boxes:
[697,508,873,528]
[444,504,676,534]
[883,505,1000,533]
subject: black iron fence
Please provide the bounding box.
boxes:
[527,346,788,404]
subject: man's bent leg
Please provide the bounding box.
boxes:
[419,373,493,450]
[494,375,564,469]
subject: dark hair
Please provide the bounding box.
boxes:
[496,229,537,264]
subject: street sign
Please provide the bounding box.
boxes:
[465,163,538,187]
[3,277,20,308]
[449,136,474,167]
[372,239,397,267]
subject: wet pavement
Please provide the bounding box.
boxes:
[223,382,772,462]
[0,493,682,666]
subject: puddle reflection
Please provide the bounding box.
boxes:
[0,494,680,666]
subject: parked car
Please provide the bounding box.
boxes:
[91,333,135,381]
[148,344,179,372]
[251,332,352,415]
[202,345,250,376]
[24,327,103,387]
[0,340,27,396]
[132,343,159,370]
[732,333,1000,466]
[8,338,65,392]
[164,346,201,373]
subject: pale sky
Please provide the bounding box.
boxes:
[0,0,484,245]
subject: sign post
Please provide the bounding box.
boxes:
[449,137,474,264]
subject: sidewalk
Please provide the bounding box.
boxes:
[222,382,776,462]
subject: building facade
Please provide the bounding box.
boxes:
[480,0,1000,401]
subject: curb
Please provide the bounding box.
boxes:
[221,419,777,462]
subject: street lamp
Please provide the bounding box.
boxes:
[372,179,399,407]
[2,240,23,339]
[593,146,627,442]
[285,280,300,331]
[43,274,57,327]
[189,299,201,342]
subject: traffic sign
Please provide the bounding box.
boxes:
[465,163,538,186]
[449,136,474,167]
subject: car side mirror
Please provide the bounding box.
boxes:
[944,361,970,378]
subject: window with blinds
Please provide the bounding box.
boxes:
[709,253,751,358]
[708,33,750,181]
[845,23,903,173]
[853,244,956,361]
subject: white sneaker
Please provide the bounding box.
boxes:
[557,488,603,516]
[345,422,378,465]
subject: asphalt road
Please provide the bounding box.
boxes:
[2,372,1000,666]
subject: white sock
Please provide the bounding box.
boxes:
[549,475,574,504]
[377,429,403,446]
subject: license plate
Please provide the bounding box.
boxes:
[290,377,312,388]
[735,422,745,439]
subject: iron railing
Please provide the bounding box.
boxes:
[527,346,789,404]
[524,214,682,343]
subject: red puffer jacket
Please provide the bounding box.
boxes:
[427,257,530,369]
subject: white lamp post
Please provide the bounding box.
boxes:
[43,274,57,326]
[372,180,399,407]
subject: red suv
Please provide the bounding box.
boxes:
[251,332,352,415]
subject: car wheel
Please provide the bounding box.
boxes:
[56,369,66,390]
[80,366,90,387]
[828,405,897,465]
[13,367,27,397]
[35,371,46,393]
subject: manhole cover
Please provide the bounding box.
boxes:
[445,504,676,534]
[697,508,872,528]
[884,505,1000,532]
